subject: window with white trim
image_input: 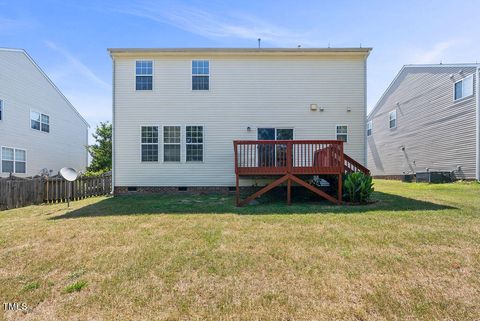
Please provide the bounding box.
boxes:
[0,99,3,120]
[186,126,203,162]
[163,126,181,162]
[367,120,372,136]
[141,126,158,162]
[454,74,473,101]
[192,60,209,90]
[30,111,50,132]
[136,60,153,90]
[336,125,348,142]
[389,110,397,129]
[2,147,26,174]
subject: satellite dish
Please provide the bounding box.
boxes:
[59,167,78,182]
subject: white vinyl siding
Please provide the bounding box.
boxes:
[336,125,348,142]
[1,147,26,174]
[112,52,368,186]
[0,49,88,177]
[454,74,473,101]
[389,110,397,129]
[367,66,477,179]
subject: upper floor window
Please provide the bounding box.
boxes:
[163,126,181,162]
[192,60,209,90]
[367,120,372,136]
[136,60,153,90]
[186,126,203,162]
[389,110,397,129]
[0,100,3,120]
[141,126,158,162]
[336,125,348,142]
[1,147,26,174]
[31,111,50,133]
[454,74,473,101]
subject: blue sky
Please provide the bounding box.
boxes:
[1,0,479,141]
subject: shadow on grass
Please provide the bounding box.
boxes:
[52,189,455,219]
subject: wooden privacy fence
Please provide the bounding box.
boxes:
[0,173,111,211]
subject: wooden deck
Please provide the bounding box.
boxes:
[233,140,369,206]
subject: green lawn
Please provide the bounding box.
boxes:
[1,180,479,320]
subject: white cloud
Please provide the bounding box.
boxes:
[410,40,461,64]
[113,1,319,47]
[45,41,109,90]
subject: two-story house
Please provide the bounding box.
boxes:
[367,64,479,180]
[0,48,89,177]
[109,48,371,202]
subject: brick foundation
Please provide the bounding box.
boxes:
[372,175,407,180]
[114,186,257,196]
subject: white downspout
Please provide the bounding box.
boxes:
[476,66,480,180]
[111,56,116,193]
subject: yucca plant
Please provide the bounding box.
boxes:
[343,172,374,203]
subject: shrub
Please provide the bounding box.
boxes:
[343,172,374,203]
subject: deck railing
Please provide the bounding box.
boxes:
[234,140,344,175]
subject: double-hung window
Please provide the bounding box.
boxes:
[336,125,348,142]
[141,126,158,162]
[163,126,181,162]
[367,120,372,137]
[31,111,50,133]
[454,74,473,101]
[186,126,203,162]
[192,60,209,90]
[136,60,153,90]
[2,147,26,174]
[389,110,397,129]
[0,99,3,120]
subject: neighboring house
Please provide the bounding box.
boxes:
[367,64,480,180]
[109,48,371,195]
[0,48,89,177]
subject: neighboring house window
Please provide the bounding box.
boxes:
[336,125,348,142]
[1,147,26,174]
[0,99,3,120]
[141,126,158,162]
[136,60,153,90]
[367,120,372,137]
[389,110,397,129]
[454,74,473,101]
[186,126,203,162]
[30,111,50,133]
[192,60,209,90]
[163,126,181,162]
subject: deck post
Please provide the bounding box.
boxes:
[338,142,344,205]
[235,174,240,207]
[286,142,292,205]
[338,174,342,205]
[287,177,291,205]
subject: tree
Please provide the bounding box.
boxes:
[87,122,112,174]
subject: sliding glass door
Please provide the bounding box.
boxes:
[257,128,293,167]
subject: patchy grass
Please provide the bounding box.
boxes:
[0,180,479,320]
[64,281,88,293]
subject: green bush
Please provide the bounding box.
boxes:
[343,172,374,203]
